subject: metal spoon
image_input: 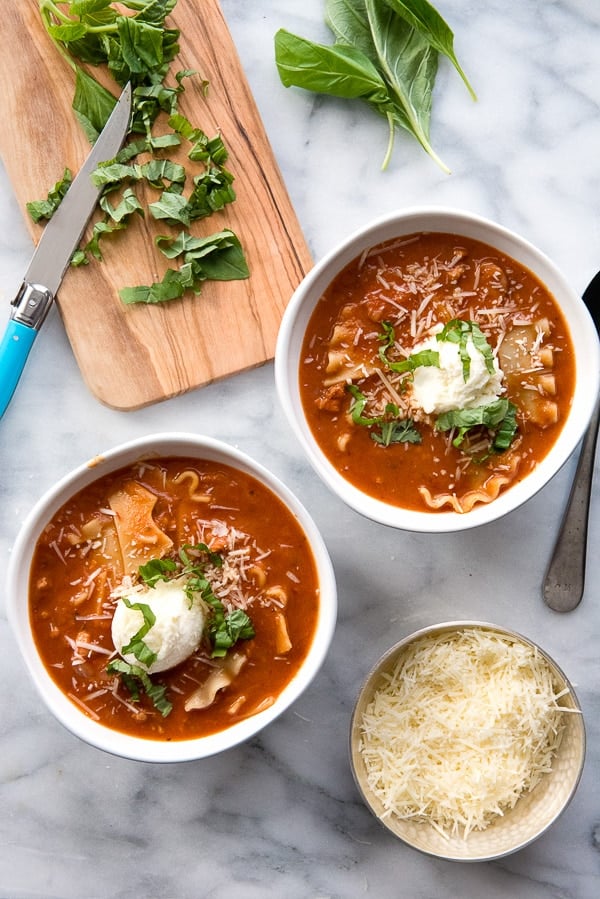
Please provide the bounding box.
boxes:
[543,271,600,611]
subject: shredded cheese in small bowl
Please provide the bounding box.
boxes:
[349,621,585,862]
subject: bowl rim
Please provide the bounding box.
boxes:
[6,431,338,763]
[275,204,600,533]
[349,619,587,862]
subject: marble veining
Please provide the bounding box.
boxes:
[1,1,599,897]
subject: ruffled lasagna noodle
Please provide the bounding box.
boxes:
[300,232,576,513]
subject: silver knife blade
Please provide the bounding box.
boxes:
[23,81,132,296]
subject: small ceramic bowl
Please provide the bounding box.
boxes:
[349,621,585,862]
[6,432,337,763]
[275,206,600,532]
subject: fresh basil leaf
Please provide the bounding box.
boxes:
[70,0,114,16]
[155,230,249,280]
[168,113,229,164]
[72,65,118,142]
[188,132,229,166]
[142,158,186,187]
[383,0,476,99]
[180,542,224,571]
[363,0,445,171]
[277,0,474,171]
[35,1,248,305]
[347,383,382,426]
[378,322,440,372]
[468,322,496,374]
[143,679,172,717]
[136,0,178,29]
[326,0,379,58]
[47,23,88,43]
[71,248,88,267]
[91,161,139,187]
[383,346,440,373]
[436,398,509,433]
[186,167,236,220]
[275,28,391,107]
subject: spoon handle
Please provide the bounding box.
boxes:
[543,397,600,611]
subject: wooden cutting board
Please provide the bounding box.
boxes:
[0,1,312,410]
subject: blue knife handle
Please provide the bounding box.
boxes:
[0,319,37,418]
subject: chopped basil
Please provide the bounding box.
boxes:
[347,384,421,446]
[31,1,248,304]
[26,168,73,222]
[138,557,178,588]
[208,608,255,659]
[137,543,255,659]
[120,229,249,304]
[436,398,518,453]
[106,658,172,717]
[177,544,255,658]
[378,321,439,374]
[118,597,157,668]
[437,319,496,381]
[490,401,518,453]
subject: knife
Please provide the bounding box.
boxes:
[0,82,132,419]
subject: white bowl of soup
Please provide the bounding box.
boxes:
[275,207,600,531]
[6,433,337,762]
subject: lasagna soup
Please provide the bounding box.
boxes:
[29,457,319,741]
[300,232,576,513]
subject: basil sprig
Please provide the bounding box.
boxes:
[275,0,475,171]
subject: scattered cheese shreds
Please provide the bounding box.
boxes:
[359,628,571,839]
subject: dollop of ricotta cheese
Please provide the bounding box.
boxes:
[411,331,504,415]
[111,577,206,674]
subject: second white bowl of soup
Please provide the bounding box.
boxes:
[275,207,600,532]
[7,433,337,762]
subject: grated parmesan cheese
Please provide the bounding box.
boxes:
[359,628,572,838]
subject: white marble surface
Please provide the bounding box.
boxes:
[1,1,600,896]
